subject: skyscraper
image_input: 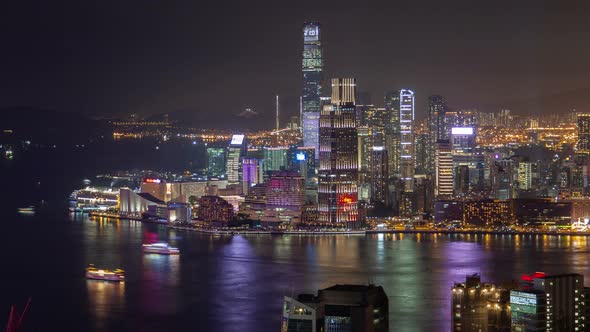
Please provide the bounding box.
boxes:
[370,147,389,205]
[226,134,246,185]
[435,140,453,198]
[302,22,323,160]
[577,113,590,154]
[206,147,226,178]
[318,78,359,227]
[399,89,416,192]
[511,273,586,332]
[427,95,447,173]
[384,92,401,177]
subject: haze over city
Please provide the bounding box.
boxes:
[1,1,590,128]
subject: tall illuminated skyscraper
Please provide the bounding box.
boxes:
[302,22,323,160]
[318,78,359,227]
[226,134,246,185]
[427,95,447,173]
[399,89,415,192]
[384,91,401,177]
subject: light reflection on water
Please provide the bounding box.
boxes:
[20,214,590,331]
[86,280,126,331]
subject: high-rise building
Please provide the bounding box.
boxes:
[266,171,305,209]
[454,165,470,196]
[511,273,586,332]
[577,113,590,154]
[206,147,226,178]
[282,295,321,332]
[283,284,389,332]
[452,274,512,332]
[384,92,401,177]
[263,147,288,175]
[319,285,389,332]
[358,126,372,202]
[414,132,429,175]
[435,140,453,198]
[302,22,323,160]
[518,161,533,191]
[427,95,447,173]
[242,158,262,194]
[226,134,246,186]
[399,89,416,192]
[288,146,316,186]
[370,147,389,205]
[318,78,359,227]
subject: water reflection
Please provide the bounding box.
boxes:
[140,253,181,314]
[72,214,590,331]
[86,280,126,331]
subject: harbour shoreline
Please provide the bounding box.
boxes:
[87,212,590,237]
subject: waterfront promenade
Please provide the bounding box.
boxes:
[87,211,590,237]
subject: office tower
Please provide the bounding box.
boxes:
[318,78,359,227]
[454,165,470,196]
[451,127,476,152]
[427,95,447,173]
[450,127,484,195]
[357,126,372,202]
[284,284,388,332]
[302,22,323,160]
[452,274,512,332]
[399,89,416,192]
[226,134,246,185]
[414,132,429,175]
[242,158,262,194]
[289,146,316,185]
[491,159,515,200]
[510,291,546,331]
[282,295,321,332]
[263,147,288,175]
[511,273,585,332]
[370,147,389,205]
[384,91,401,177]
[320,285,389,332]
[577,113,590,154]
[206,147,226,178]
[435,140,453,198]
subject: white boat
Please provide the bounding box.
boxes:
[86,265,125,281]
[142,243,180,255]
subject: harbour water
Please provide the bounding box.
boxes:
[3,211,590,331]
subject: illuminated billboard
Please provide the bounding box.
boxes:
[451,127,474,135]
[230,134,245,145]
[296,153,306,161]
[303,25,319,42]
[144,178,161,184]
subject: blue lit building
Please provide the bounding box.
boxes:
[302,22,323,160]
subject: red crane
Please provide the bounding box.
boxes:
[6,298,31,332]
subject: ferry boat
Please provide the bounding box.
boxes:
[142,243,180,255]
[85,265,125,282]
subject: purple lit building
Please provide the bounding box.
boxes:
[242,157,262,194]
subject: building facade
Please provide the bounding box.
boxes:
[318,78,359,227]
[399,89,416,192]
[302,22,323,160]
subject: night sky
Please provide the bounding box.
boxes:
[1,1,589,128]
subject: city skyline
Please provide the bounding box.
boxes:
[2,2,590,129]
